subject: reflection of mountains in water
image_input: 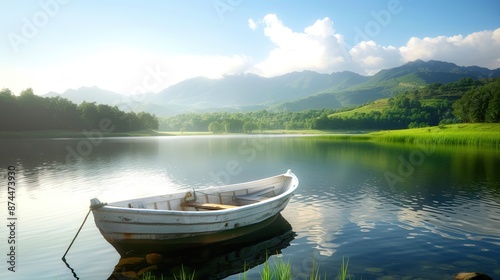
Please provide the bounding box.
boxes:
[108,214,295,280]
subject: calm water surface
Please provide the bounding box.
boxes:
[0,135,499,279]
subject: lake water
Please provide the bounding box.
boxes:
[0,135,499,279]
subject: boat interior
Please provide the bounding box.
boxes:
[115,175,292,212]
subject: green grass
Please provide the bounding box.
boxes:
[369,123,500,147]
[336,257,351,280]
[311,123,500,147]
[309,257,326,280]
[172,265,195,280]
[141,265,194,280]
[110,255,355,280]
[237,255,354,280]
[142,271,164,280]
[329,98,389,118]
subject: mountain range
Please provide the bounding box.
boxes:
[44,60,500,115]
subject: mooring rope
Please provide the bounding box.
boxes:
[61,208,92,261]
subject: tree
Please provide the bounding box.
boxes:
[453,79,500,123]
[0,89,18,130]
[137,112,159,130]
[208,121,224,133]
[242,121,257,133]
[79,102,100,129]
[486,93,500,122]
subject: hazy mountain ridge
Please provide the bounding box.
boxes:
[44,86,125,105]
[152,70,368,108]
[44,60,500,115]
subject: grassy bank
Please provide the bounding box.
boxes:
[369,123,500,147]
[312,124,500,147]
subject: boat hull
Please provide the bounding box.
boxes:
[91,170,298,244]
[108,214,295,279]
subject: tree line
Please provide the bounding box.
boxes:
[159,78,499,132]
[0,88,159,132]
[159,110,330,133]
[2,78,497,133]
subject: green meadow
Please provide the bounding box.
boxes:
[369,123,500,147]
[314,123,500,147]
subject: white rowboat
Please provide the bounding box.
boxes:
[90,170,298,245]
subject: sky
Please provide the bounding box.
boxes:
[1,0,499,95]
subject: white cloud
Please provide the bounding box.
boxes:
[350,40,401,75]
[248,18,257,30]
[252,14,350,77]
[399,29,500,69]
[251,14,500,76]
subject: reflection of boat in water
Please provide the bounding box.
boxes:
[91,170,298,247]
[108,214,295,280]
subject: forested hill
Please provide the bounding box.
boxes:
[159,78,500,132]
[0,88,159,132]
[271,60,500,111]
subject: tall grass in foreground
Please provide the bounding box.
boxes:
[142,271,164,280]
[141,264,193,280]
[336,257,351,280]
[238,256,351,280]
[142,256,353,280]
[309,257,326,280]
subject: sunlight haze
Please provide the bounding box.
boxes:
[1,0,499,95]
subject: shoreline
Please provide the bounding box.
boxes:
[1,124,499,147]
[309,123,500,147]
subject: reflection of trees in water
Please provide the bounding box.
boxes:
[107,214,295,280]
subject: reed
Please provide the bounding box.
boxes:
[260,256,273,280]
[259,254,292,280]
[272,257,292,280]
[172,265,195,280]
[142,271,165,280]
[309,257,325,280]
[92,255,354,280]
[336,257,350,280]
[141,265,194,280]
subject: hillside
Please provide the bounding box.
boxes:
[274,60,500,111]
[43,60,500,115]
[152,71,368,109]
[325,77,487,124]
[330,99,390,118]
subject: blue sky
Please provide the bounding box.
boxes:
[1,0,499,95]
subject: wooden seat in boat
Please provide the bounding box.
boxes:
[181,202,238,210]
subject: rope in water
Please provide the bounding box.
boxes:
[62,201,107,261]
[61,207,92,261]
